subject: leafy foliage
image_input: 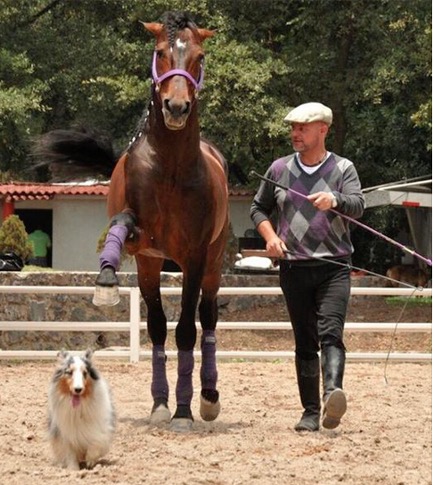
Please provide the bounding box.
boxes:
[0,0,431,268]
[0,215,33,260]
[0,0,430,184]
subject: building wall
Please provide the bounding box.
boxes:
[5,195,255,271]
[229,197,255,237]
[53,197,115,271]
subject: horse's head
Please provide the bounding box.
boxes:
[143,12,214,130]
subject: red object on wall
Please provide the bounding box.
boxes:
[402,201,420,207]
[2,200,15,219]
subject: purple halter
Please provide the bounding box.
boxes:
[151,51,205,92]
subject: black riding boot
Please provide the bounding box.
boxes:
[321,345,347,429]
[294,356,320,432]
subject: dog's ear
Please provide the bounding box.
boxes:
[57,350,68,362]
[84,348,94,361]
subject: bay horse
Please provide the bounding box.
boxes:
[37,11,229,432]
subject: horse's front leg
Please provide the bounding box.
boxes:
[171,265,204,432]
[136,255,171,425]
[198,235,226,422]
[93,211,136,306]
[198,271,221,422]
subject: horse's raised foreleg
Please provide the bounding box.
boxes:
[198,271,221,421]
[135,255,171,425]
[93,211,136,307]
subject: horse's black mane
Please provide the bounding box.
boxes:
[161,11,197,47]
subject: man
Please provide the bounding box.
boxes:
[28,229,51,267]
[250,102,365,431]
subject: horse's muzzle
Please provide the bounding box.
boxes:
[162,98,191,130]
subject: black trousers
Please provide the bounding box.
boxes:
[279,260,351,361]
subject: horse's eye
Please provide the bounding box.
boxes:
[156,50,164,59]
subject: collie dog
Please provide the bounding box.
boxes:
[48,349,115,470]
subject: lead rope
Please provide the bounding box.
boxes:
[382,289,417,385]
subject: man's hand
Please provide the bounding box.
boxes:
[307,191,336,211]
[256,220,288,258]
[265,236,287,258]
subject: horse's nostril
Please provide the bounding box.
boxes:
[165,99,190,118]
[182,102,190,115]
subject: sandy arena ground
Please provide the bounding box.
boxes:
[0,359,431,485]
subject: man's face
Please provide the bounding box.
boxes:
[290,121,327,153]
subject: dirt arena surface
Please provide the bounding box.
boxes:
[0,358,431,485]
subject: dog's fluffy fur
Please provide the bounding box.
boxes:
[48,349,115,470]
[386,264,429,288]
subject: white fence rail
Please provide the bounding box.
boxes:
[0,285,431,363]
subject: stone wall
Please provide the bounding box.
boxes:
[0,271,281,350]
[0,271,380,351]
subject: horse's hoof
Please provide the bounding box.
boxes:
[95,266,119,286]
[92,285,120,306]
[150,404,171,425]
[170,405,193,432]
[200,393,221,422]
[170,418,193,433]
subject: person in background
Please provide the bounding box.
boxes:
[28,228,51,267]
[250,102,365,432]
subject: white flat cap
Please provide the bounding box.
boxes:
[284,102,333,126]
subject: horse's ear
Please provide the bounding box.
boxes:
[141,22,164,37]
[197,29,215,42]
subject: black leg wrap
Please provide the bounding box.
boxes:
[172,404,194,421]
[152,397,169,413]
[201,389,219,404]
[109,211,137,239]
[95,266,119,287]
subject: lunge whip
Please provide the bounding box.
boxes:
[251,171,432,267]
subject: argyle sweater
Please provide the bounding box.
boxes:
[250,153,365,262]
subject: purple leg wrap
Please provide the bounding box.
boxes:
[200,330,218,390]
[151,345,169,401]
[176,350,194,406]
[99,224,129,270]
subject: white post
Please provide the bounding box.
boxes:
[129,287,141,363]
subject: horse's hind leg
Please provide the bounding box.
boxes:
[93,211,136,306]
[198,271,221,422]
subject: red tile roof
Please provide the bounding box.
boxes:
[0,182,109,201]
[0,182,254,202]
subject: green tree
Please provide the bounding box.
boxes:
[0,214,33,261]
[1,0,430,187]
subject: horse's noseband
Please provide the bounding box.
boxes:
[151,51,204,95]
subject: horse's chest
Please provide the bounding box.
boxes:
[133,187,212,243]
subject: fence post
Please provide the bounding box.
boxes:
[129,287,141,363]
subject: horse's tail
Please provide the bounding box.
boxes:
[33,127,118,182]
